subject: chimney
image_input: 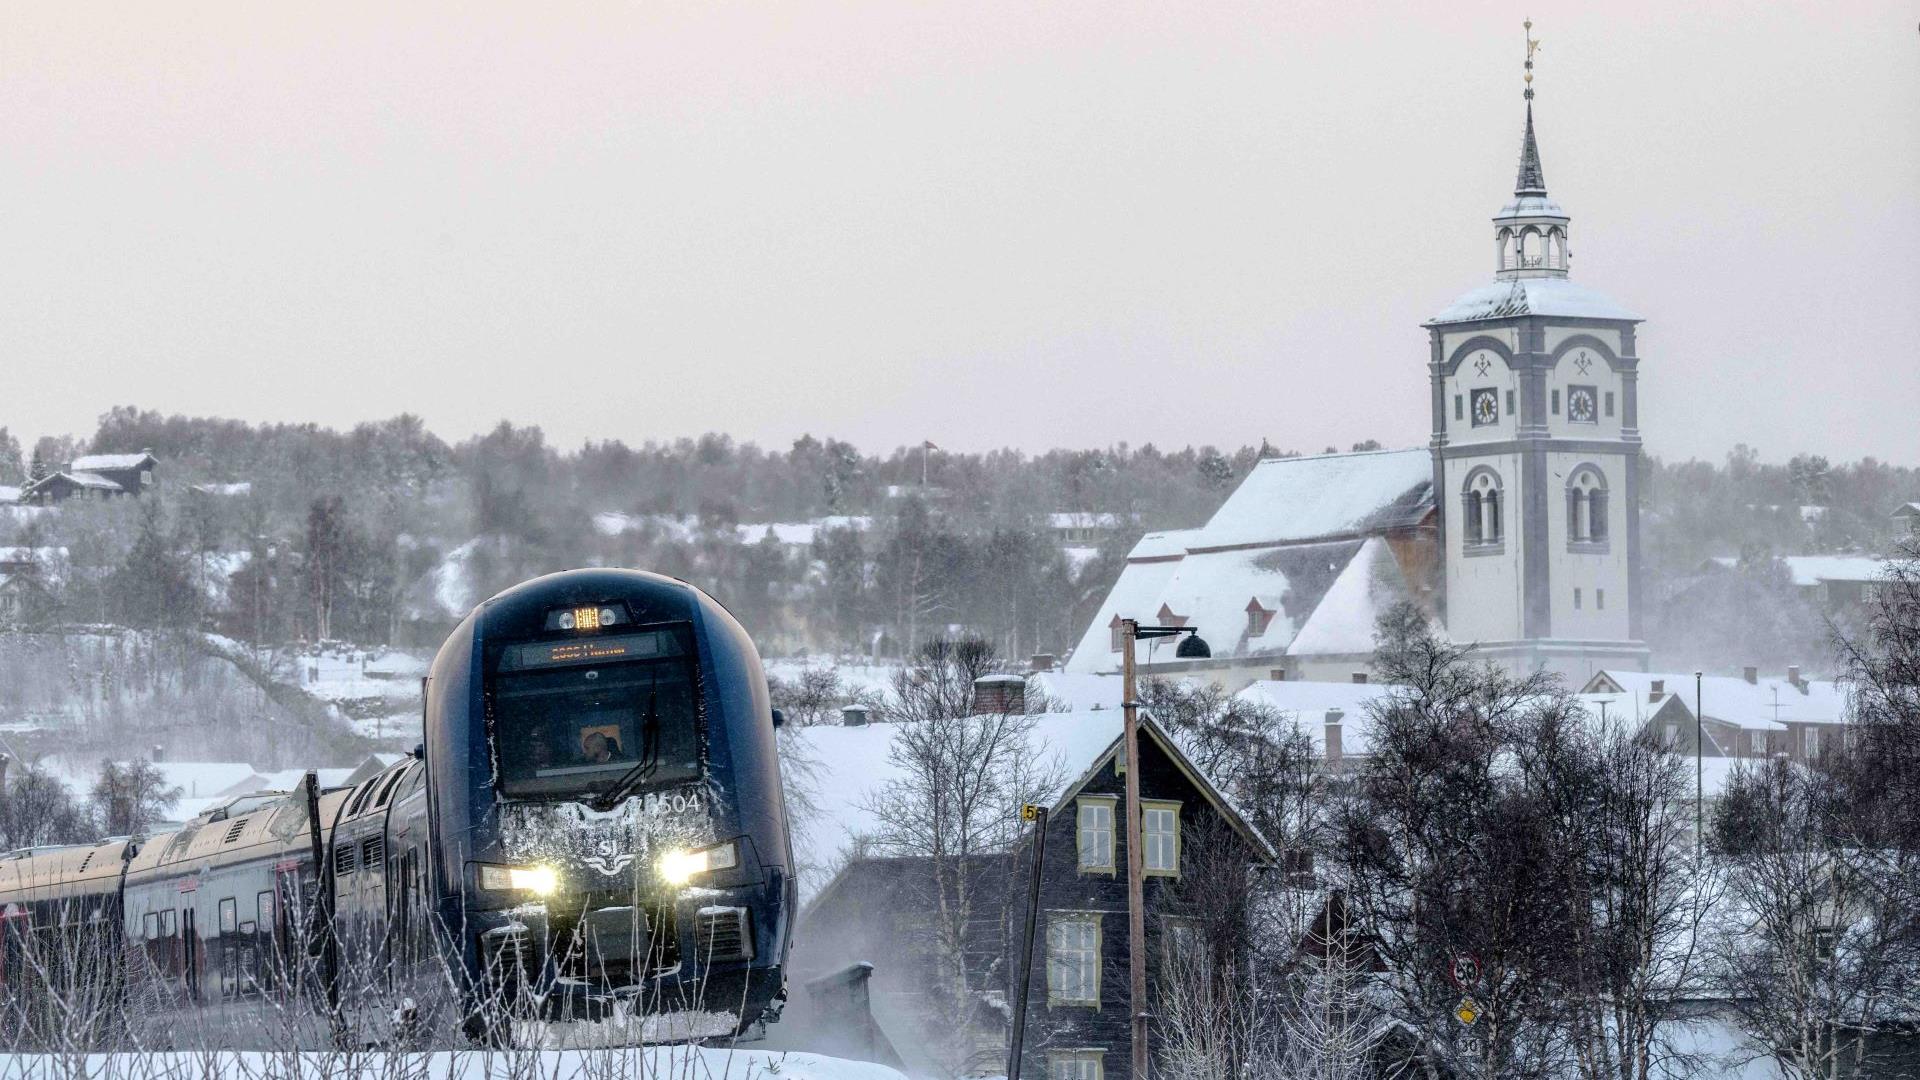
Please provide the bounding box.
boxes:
[1788,665,1806,694]
[152,744,165,763]
[1028,653,1056,673]
[973,674,1026,716]
[840,704,871,727]
[1650,679,1664,698]
[1743,666,1758,685]
[1351,672,1369,685]
[1324,709,1345,768]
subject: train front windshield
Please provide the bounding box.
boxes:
[490,627,703,799]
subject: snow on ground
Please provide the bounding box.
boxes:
[0,1048,907,1080]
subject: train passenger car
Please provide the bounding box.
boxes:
[425,568,797,1039]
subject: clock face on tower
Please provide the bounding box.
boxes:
[1471,388,1499,427]
[1567,385,1597,424]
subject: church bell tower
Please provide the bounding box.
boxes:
[1424,23,1649,680]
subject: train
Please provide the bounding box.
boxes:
[0,568,796,1048]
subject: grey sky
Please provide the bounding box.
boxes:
[2,1,1915,464]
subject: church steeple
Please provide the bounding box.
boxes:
[1515,102,1547,196]
[1492,20,1569,281]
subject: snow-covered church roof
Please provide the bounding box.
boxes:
[1428,277,1640,325]
[1066,449,1434,674]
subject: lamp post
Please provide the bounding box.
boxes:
[1119,618,1209,1079]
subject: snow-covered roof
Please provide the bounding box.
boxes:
[0,486,18,504]
[189,481,252,496]
[784,707,1269,899]
[1027,671,1122,712]
[1286,537,1410,657]
[1063,556,1186,673]
[1591,670,1847,728]
[69,452,156,472]
[1234,678,1398,758]
[736,516,872,549]
[1066,451,1433,675]
[1128,528,1203,561]
[57,471,126,491]
[1775,555,1893,587]
[1428,277,1641,324]
[0,546,66,565]
[1198,449,1432,550]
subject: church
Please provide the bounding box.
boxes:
[1067,82,1649,687]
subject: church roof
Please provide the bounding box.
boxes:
[1065,450,1433,674]
[1428,276,1641,325]
[1198,448,1433,551]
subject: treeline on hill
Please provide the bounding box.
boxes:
[0,408,1912,665]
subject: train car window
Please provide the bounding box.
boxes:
[162,909,176,937]
[219,897,237,934]
[373,767,408,809]
[347,779,379,818]
[257,891,274,931]
[489,625,704,799]
[143,912,159,941]
[362,836,386,873]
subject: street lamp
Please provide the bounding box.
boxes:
[1119,619,1209,1079]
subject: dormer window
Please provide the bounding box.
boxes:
[1245,600,1275,637]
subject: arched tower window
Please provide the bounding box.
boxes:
[1567,467,1609,547]
[1547,228,1567,270]
[1518,227,1541,269]
[1497,228,1515,272]
[1462,468,1504,549]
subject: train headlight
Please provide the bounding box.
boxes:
[478,863,560,896]
[659,840,740,885]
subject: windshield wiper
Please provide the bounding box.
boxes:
[587,683,663,812]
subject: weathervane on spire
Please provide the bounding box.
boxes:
[1524,18,1542,101]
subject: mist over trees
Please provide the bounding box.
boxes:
[1,407,1912,670]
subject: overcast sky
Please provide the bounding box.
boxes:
[2,1,1915,465]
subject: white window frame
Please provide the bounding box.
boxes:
[1076,797,1116,875]
[1047,913,1102,1007]
[1048,1049,1106,1080]
[1141,800,1181,878]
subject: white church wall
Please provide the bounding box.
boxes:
[1546,449,1631,640]
[1441,451,1525,644]
[1439,338,1518,444]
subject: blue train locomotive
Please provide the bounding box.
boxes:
[0,569,795,1046]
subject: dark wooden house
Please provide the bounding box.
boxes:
[22,451,158,505]
[1005,712,1275,1080]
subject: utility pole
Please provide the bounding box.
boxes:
[1695,671,1704,852]
[1006,804,1049,1080]
[1121,619,1150,1079]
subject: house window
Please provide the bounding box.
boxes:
[1049,1050,1105,1080]
[1813,926,1837,962]
[1663,724,1678,747]
[1551,388,1561,415]
[1574,588,1583,610]
[1454,395,1463,422]
[1605,391,1615,417]
[1505,389,1515,416]
[1142,801,1180,877]
[1751,730,1766,754]
[1047,914,1101,1006]
[1596,588,1605,610]
[1805,727,1817,758]
[1077,798,1116,874]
